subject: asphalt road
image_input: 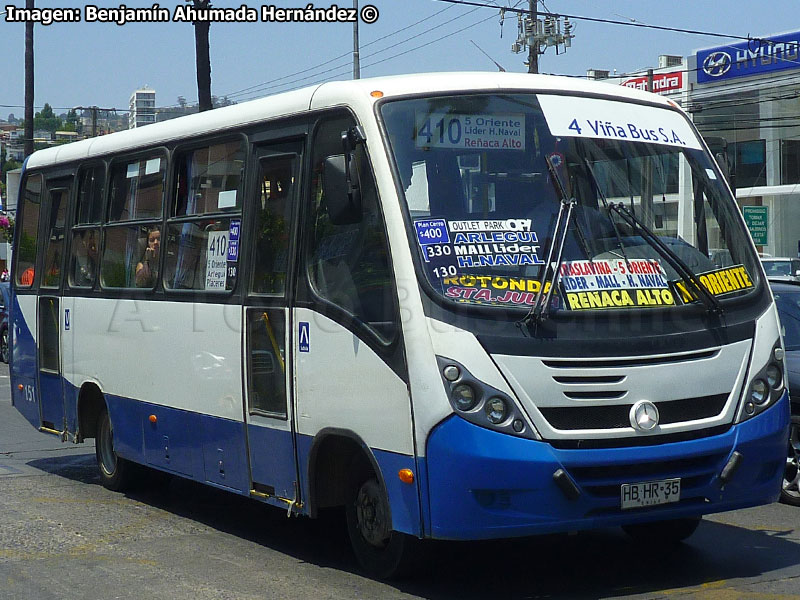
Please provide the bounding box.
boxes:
[1,361,799,600]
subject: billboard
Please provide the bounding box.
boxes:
[621,71,683,94]
[697,31,800,84]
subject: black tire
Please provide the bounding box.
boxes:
[345,476,419,579]
[95,406,138,492]
[0,328,9,364]
[780,415,800,507]
[622,516,701,543]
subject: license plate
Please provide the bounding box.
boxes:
[620,478,681,510]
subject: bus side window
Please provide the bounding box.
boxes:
[15,174,43,288]
[41,185,70,289]
[306,117,398,343]
[251,153,296,295]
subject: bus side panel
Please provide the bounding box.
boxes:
[10,293,40,429]
[247,425,295,497]
[105,393,250,492]
[293,309,421,536]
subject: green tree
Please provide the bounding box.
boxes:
[33,103,62,133]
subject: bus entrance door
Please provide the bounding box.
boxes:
[36,179,70,435]
[244,307,296,503]
[37,296,64,433]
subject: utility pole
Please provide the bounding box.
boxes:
[512,5,573,73]
[528,0,538,74]
[23,0,34,158]
[353,0,360,79]
[73,106,117,137]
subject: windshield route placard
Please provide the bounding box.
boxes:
[537,95,702,150]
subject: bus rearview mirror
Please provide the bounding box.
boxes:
[323,154,362,225]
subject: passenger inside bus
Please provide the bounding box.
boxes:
[72,229,99,286]
[135,227,161,287]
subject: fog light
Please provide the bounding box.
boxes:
[485,397,508,424]
[443,365,460,382]
[751,379,768,405]
[766,364,782,389]
[452,384,477,411]
[774,347,785,361]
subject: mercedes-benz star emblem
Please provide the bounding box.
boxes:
[630,400,660,431]
[703,51,732,77]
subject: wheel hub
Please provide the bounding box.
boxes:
[785,422,800,499]
[355,480,390,548]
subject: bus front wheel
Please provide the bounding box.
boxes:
[95,407,137,492]
[345,476,418,579]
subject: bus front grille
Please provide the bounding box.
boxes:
[539,394,729,430]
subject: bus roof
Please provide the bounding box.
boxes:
[25,71,675,170]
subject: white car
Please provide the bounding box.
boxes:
[762,258,800,283]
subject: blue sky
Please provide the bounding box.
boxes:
[0,0,797,117]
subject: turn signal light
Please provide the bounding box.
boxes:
[149,415,158,423]
[398,468,414,484]
[370,90,384,98]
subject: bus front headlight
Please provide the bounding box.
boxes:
[751,379,768,405]
[437,356,537,439]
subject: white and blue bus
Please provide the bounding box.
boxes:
[10,73,790,578]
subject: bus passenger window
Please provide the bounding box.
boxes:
[163,219,236,291]
[41,186,69,289]
[70,229,100,288]
[101,225,158,289]
[307,117,398,342]
[108,156,165,221]
[15,174,43,288]
[75,165,105,224]
[173,141,244,216]
[251,154,296,295]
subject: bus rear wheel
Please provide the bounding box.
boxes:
[622,516,701,543]
[345,476,418,579]
[95,406,137,492]
[0,328,9,363]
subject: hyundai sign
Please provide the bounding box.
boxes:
[697,31,800,83]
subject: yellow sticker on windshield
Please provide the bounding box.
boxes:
[672,265,754,303]
[566,288,675,310]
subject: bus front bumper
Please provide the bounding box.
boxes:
[423,392,789,540]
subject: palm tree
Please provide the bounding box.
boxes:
[189,0,212,112]
[24,0,34,157]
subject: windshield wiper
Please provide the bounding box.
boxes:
[581,156,633,271]
[520,155,578,329]
[607,203,723,315]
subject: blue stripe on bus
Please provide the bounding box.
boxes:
[9,294,40,428]
[85,393,424,535]
[295,434,422,537]
[423,392,789,541]
[105,394,251,493]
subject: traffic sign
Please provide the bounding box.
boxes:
[742,206,768,245]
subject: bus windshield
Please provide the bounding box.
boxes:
[380,93,761,312]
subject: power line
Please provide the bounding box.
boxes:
[232,11,497,102]
[225,4,483,101]
[432,0,784,45]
